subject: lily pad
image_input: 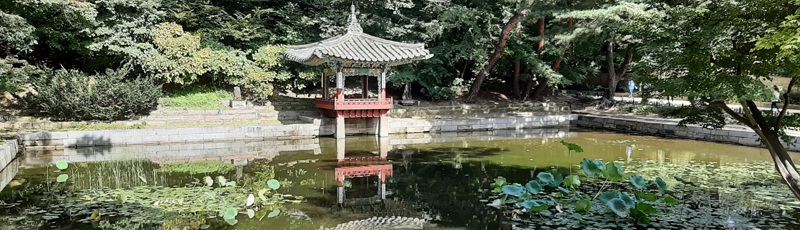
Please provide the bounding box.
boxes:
[267,179,280,190]
[204,176,213,187]
[223,208,237,219]
[56,174,69,183]
[246,194,255,206]
[267,210,280,218]
[56,161,68,170]
[224,218,238,225]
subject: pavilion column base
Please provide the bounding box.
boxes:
[336,116,346,139]
[379,116,389,137]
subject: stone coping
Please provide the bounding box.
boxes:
[0,140,18,171]
[575,114,800,151]
[16,114,578,148]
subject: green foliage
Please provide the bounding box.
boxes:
[20,67,162,121]
[489,142,692,227]
[160,86,232,110]
[159,161,235,174]
[560,140,585,153]
[633,105,658,115]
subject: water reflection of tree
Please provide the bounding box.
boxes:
[388,160,546,229]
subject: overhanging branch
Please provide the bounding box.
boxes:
[776,77,799,130]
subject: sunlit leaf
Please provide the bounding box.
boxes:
[56,161,68,170]
[224,208,237,219]
[564,175,581,188]
[560,140,584,152]
[267,179,280,190]
[57,174,68,183]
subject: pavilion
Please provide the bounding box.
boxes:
[283,5,432,138]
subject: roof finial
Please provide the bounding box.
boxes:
[347,4,363,34]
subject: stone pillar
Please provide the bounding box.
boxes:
[379,115,389,137]
[379,137,389,159]
[336,138,346,160]
[336,116,346,139]
[337,182,345,204]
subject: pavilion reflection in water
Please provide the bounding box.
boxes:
[324,138,429,230]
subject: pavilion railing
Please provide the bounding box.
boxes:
[315,98,393,109]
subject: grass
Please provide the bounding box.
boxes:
[160,86,233,110]
[159,161,235,174]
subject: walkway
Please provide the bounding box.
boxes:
[612,96,800,115]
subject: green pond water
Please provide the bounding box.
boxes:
[1,128,800,229]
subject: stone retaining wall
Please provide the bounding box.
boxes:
[575,114,800,151]
[0,140,18,170]
[17,115,577,148]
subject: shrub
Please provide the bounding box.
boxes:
[633,105,659,115]
[21,67,162,121]
[160,86,232,110]
[618,105,635,112]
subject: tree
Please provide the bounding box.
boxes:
[558,0,663,100]
[640,0,800,199]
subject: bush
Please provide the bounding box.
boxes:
[160,86,232,110]
[633,105,659,115]
[21,68,162,121]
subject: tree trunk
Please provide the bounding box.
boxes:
[743,100,800,200]
[522,75,535,101]
[513,61,521,99]
[604,41,617,100]
[466,10,530,102]
[604,42,633,100]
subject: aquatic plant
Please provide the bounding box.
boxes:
[489,141,700,227]
[158,161,235,175]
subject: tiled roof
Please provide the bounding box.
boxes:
[284,5,432,66]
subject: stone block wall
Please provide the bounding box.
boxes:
[18,124,321,148]
[0,140,19,170]
[574,115,800,151]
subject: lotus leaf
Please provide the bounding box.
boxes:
[204,176,213,187]
[57,174,68,182]
[580,159,602,177]
[607,198,629,217]
[602,163,625,182]
[224,208,237,219]
[502,185,525,196]
[560,141,584,153]
[564,175,581,188]
[655,177,668,193]
[521,200,549,212]
[538,172,556,187]
[56,161,68,170]
[267,210,280,218]
[630,175,648,189]
[267,179,281,190]
[575,199,591,212]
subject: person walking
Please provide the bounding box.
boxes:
[772,85,781,112]
[628,80,637,99]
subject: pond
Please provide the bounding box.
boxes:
[1,128,799,229]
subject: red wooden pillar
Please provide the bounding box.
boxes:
[321,70,328,100]
[380,70,387,101]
